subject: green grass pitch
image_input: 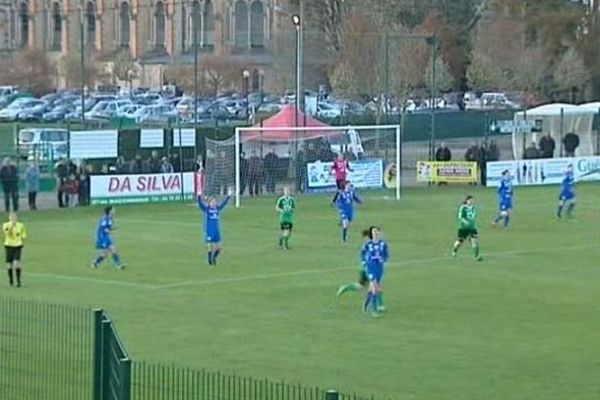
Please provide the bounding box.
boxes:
[1,185,600,400]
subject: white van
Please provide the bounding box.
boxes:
[18,128,69,160]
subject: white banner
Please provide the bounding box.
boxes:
[70,130,118,159]
[140,129,164,148]
[173,128,196,147]
[307,159,383,189]
[486,156,600,187]
[91,172,195,204]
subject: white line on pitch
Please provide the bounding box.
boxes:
[156,243,593,290]
[27,271,159,289]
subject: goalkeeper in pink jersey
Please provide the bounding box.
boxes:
[331,154,353,190]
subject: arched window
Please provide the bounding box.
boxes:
[51,2,61,50]
[203,0,214,48]
[154,1,165,48]
[0,11,7,49]
[234,0,248,49]
[86,1,96,47]
[250,1,264,48]
[119,2,130,47]
[18,2,28,48]
[190,0,201,48]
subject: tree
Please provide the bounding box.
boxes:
[466,52,504,90]
[0,50,56,95]
[60,51,107,89]
[553,47,589,96]
[424,53,455,92]
[200,55,244,96]
[111,50,138,84]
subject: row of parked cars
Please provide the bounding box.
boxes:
[0,85,526,125]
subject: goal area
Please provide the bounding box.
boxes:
[204,125,401,207]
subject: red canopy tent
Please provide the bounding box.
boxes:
[242,104,341,141]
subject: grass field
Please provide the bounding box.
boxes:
[1,185,600,400]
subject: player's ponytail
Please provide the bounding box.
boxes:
[362,226,377,239]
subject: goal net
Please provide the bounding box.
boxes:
[204,125,401,207]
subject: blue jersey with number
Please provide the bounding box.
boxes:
[360,240,389,283]
[498,178,513,210]
[95,216,114,249]
[198,196,229,243]
[560,173,575,200]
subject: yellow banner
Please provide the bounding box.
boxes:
[416,161,478,183]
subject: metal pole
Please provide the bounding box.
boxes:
[193,13,198,135]
[79,3,85,125]
[294,24,300,127]
[429,35,436,162]
[298,0,304,112]
[384,32,389,117]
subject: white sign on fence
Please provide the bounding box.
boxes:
[90,172,195,204]
[306,159,383,189]
[70,130,118,159]
[486,156,600,187]
[140,129,165,148]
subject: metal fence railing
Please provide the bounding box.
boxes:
[0,296,382,400]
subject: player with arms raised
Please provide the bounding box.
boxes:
[198,188,232,266]
[276,187,296,249]
[493,169,513,229]
[557,165,575,219]
[331,181,362,242]
[452,196,482,261]
[332,154,353,190]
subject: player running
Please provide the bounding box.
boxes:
[557,165,575,219]
[331,154,353,190]
[92,206,126,269]
[361,226,389,317]
[452,196,482,261]
[198,188,232,266]
[337,230,386,311]
[493,169,513,229]
[276,186,296,249]
[331,181,362,242]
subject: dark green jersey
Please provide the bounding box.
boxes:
[457,204,477,229]
[276,196,296,224]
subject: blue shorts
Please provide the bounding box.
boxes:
[559,191,575,201]
[499,199,513,211]
[366,263,383,284]
[339,208,354,222]
[96,237,114,250]
[205,230,221,244]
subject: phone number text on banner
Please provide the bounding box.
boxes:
[416,161,478,183]
[90,172,195,205]
[306,159,383,190]
[486,156,600,187]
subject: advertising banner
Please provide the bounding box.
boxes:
[306,159,383,190]
[416,161,478,183]
[486,156,600,187]
[90,172,195,205]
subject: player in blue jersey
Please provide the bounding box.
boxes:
[331,181,362,242]
[336,230,386,311]
[92,206,126,269]
[198,187,233,265]
[557,165,575,219]
[361,226,389,317]
[493,169,514,228]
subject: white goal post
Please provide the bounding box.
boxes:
[213,124,401,207]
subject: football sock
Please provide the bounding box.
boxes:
[338,282,360,296]
[494,215,503,224]
[93,256,105,266]
[111,253,122,266]
[452,241,461,253]
[342,228,347,242]
[503,215,510,228]
[284,236,290,248]
[7,269,13,286]
[371,293,380,312]
[363,292,372,312]
[278,236,283,247]
[557,205,564,218]
[15,269,21,286]
[567,203,575,216]
[473,244,480,258]
[379,292,385,306]
[214,249,220,263]
[207,251,213,265]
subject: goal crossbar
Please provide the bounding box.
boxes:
[234,124,402,207]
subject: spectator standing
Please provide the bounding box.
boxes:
[263,150,278,193]
[129,154,145,174]
[479,142,488,186]
[171,153,182,173]
[78,163,90,206]
[25,162,39,210]
[563,132,579,157]
[524,142,540,159]
[148,151,161,173]
[435,142,452,162]
[65,174,79,207]
[487,140,500,162]
[160,157,174,173]
[539,133,555,159]
[465,143,481,186]
[55,158,68,208]
[247,151,263,196]
[0,158,19,212]
[115,156,129,174]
